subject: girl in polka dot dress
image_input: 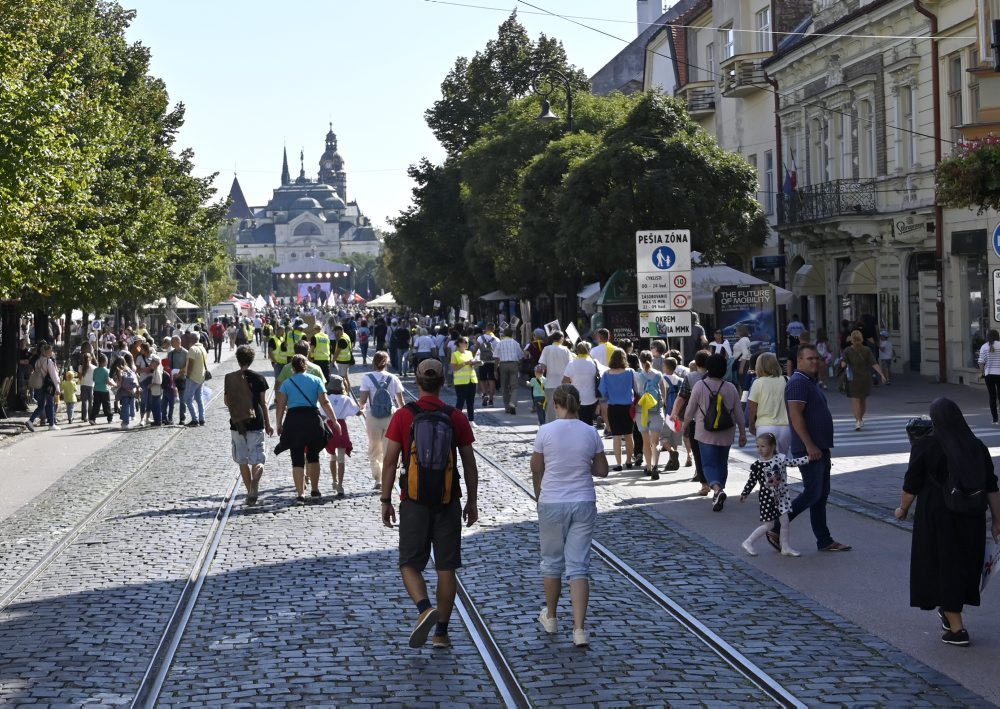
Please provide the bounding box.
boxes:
[739,433,809,557]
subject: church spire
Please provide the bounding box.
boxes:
[281,146,290,186]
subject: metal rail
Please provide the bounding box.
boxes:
[462,413,806,709]
[131,469,241,708]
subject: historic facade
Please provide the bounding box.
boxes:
[231,126,381,264]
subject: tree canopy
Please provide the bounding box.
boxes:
[0,0,227,313]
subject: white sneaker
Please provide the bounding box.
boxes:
[573,629,590,647]
[741,540,757,556]
[48,424,60,431]
[25,420,35,432]
[537,608,557,634]
[781,548,802,557]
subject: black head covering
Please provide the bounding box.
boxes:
[929,397,987,484]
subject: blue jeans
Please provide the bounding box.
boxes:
[697,441,731,488]
[148,393,161,424]
[29,389,55,426]
[538,501,597,581]
[786,450,833,549]
[161,386,175,422]
[139,380,151,416]
[120,395,135,425]
[533,396,546,426]
[184,380,205,423]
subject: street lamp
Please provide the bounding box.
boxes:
[533,68,574,131]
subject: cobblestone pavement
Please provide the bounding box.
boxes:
[0,367,996,705]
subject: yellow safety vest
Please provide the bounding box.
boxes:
[312,333,331,361]
[335,335,353,363]
[271,336,288,364]
[451,350,478,385]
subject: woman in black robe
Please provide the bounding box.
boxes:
[895,398,1000,646]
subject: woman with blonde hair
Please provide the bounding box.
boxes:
[531,384,609,647]
[747,352,790,454]
[840,330,886,430]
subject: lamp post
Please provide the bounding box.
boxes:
[532,68,574,131]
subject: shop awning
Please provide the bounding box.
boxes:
[792,264,825,296]
[838,259,877,295]
[577,282,601,301]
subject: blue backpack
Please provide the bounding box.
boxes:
[367,373,394,419]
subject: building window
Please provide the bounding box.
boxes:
[290,252,297,259]
[764,150,774,215]
[705,42,715,81]
[809,117,830,185]
[949,54,963,144]
[898,86,917,169]
[858,100,875,178]
[969,48,980,124]
[755,7,771,52]
[720,24,734,60]
[837,111,853,179]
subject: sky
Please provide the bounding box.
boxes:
[123,1,642,231]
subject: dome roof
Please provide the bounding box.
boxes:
[292,197,322,210]
[323,195,347,210]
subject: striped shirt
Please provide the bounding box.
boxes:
[979,342,1000,375]
[494,336,525,362]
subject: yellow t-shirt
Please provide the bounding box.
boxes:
[451,350,478,386]
[748,375,788,427]
[60,380,79,403]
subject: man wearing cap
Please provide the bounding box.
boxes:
[381,358,479,650]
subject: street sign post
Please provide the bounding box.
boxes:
[635,230,692,335]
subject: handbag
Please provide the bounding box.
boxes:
[204,369,213,381]
[287,376,332,441]
[28,362,45,390]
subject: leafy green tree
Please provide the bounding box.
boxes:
[425,12,587,158]
[555,93,768,276]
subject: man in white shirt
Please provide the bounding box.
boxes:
[561,341,603,426]
[591,328,613,367]
[494,327,525,415]
[538,331,572,423]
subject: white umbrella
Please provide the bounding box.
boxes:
[692,265,792,314]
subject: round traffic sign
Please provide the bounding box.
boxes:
[673,294,689,309]
[652,246,676,270]
[673,274,687,289]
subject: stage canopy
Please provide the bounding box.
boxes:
[271,257,352,280]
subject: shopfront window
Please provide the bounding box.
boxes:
[964,254,989,367]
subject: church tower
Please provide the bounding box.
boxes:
[318,124,347,201]
[281,146,291,186]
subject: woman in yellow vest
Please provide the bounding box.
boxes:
[451,335,480,424]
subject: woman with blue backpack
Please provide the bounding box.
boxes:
[358,351,405,490]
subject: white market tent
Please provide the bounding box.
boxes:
[143,297,201,310]
[478,290,515,302]
[692,265,793,314]
[368,292,397,307]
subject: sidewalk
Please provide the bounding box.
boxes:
[0,345,237,522]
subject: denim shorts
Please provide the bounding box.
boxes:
[538,501,597,581]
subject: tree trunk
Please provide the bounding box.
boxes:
[34,310,50,347]
[63,307,73,367]
[0,300,21,417]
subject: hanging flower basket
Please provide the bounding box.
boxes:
[936,136,1000,214]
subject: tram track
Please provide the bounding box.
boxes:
[400,388,805,708]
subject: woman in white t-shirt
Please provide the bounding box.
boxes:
[560,341,602,426]
[731,325,752,393]
[531,384,609,648]
[746,353,790,454]
[357,351,405,489]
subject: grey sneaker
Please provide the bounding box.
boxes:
[25,419,35,433]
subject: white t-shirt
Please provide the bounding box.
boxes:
[538,344,572,384]
[561,357,602,405]
[359,370,403,413]
[534,418,604,504]
[327,393,359,420]
[415,334,436,353]
[591,342,613,367]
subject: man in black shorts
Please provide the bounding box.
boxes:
[380,358,479,650]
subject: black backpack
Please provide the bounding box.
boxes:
[940,443,989,516]
[701,381,734,432]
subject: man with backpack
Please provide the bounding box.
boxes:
[380,358,479,651]
[474,323,500,407]
[209,318,226,364]
[224,345,273,505]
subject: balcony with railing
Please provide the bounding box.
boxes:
[719,52,770,98]
[777,178,877,225]
[677,81,716,118]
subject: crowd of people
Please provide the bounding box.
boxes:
[10,304,1000,652]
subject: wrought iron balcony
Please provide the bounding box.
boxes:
[777,178,877,225]
[719,52,770,98]
[677,81,716,118]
